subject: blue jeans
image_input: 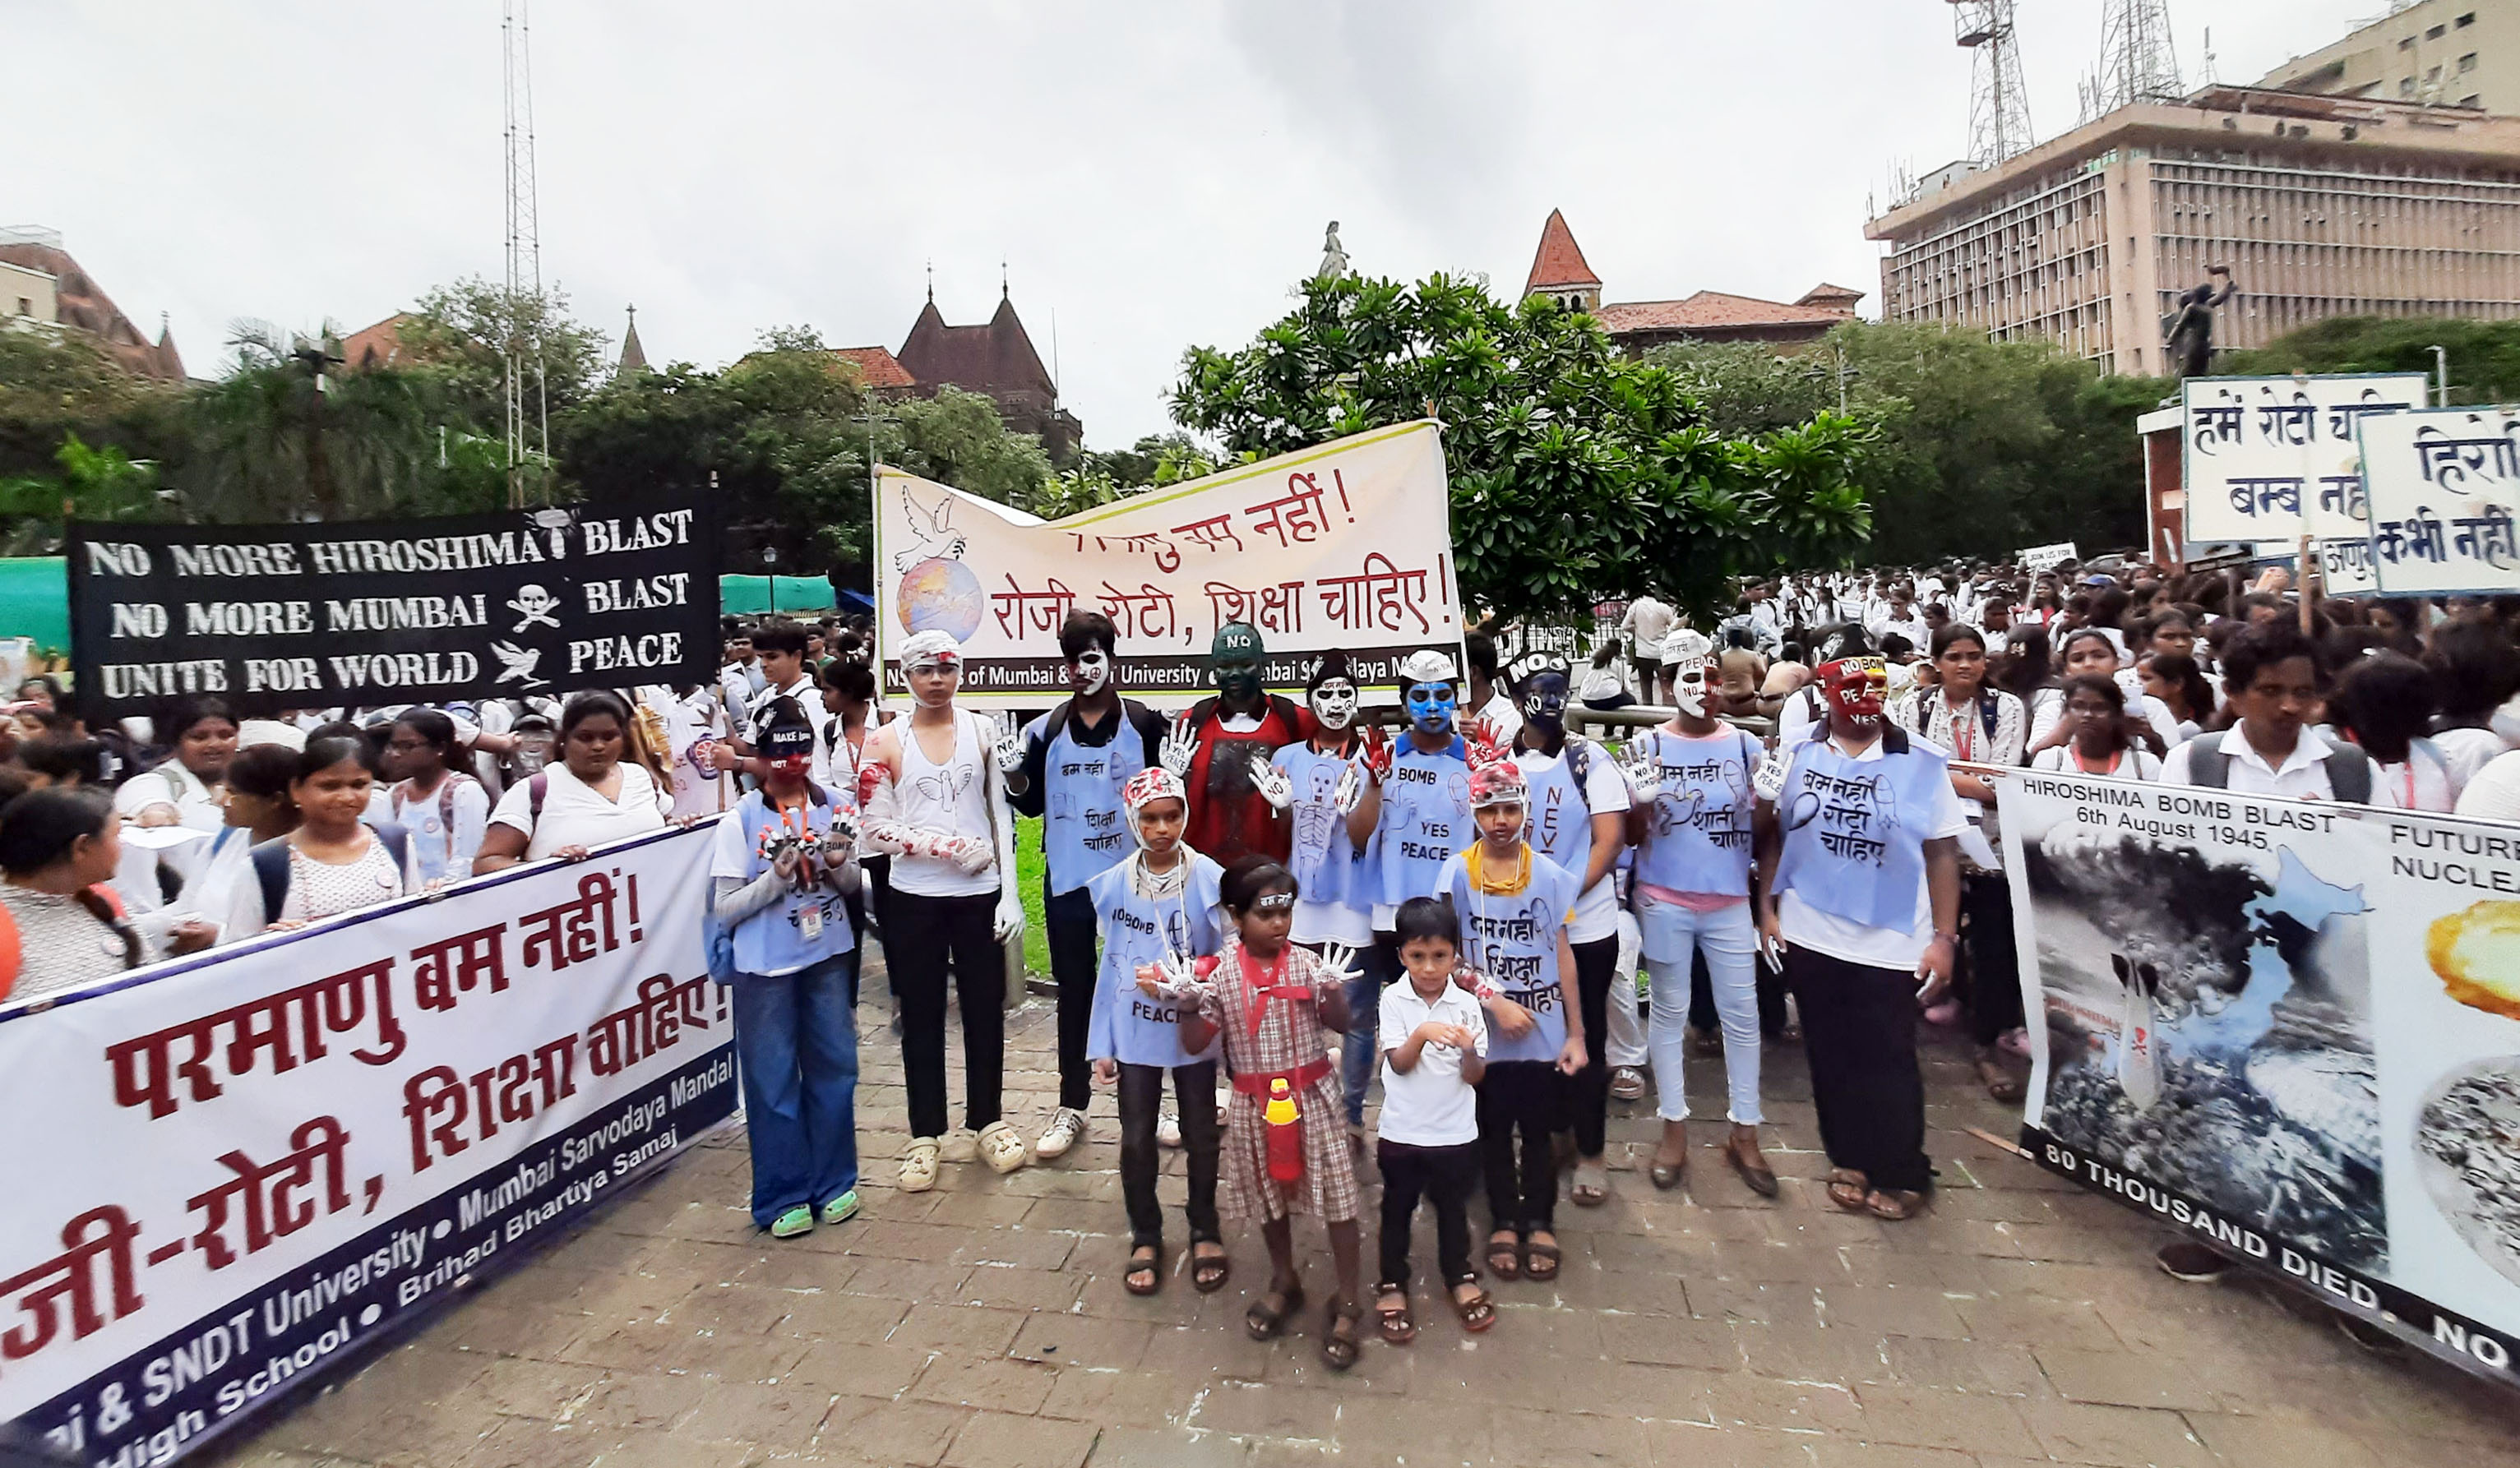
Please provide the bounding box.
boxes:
[1636,893,1764,1126]
[1334,935,1400,1127]
[732,949,862,1228]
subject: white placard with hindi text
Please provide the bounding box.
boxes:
[2355,407,2520,596]
[2184,374,2429,544]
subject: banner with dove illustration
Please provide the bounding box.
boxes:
[66,498,721,718]
[873,421,1462,704]
[1996,769,2520,1385]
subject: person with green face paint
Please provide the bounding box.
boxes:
[1158,622,1311,866]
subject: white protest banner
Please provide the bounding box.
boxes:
[2356,406,2520,596]
[874,421,1461,704]
[2000,772,2519,1383]
[2316,535,2379,597]
[0,827,736,1465]
[2183,374,2429,544]
[2017,542,2078,574]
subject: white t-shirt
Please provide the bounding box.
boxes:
[1621,597,1676,652]
[2030,745,2162,780]
[1777,733,1971,972]
[1376,981,1488,1147]
[488,762,672,861]
[1512,744,1631,944]
[2455,749,2520,822]
[1473,692,1523,749]
[2433,726,2506,795]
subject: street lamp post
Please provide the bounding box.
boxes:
[764,545,779,616]
[2430,345,2450,407]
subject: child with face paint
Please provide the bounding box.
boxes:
[1621,630,1777,1197]
[1508,660,1633,1207]
[861,630,1031,1189]
[1172,857,1366,1372]
[709,700,866,1239]
[1263,653,1383,1132]
[1434,753,1584,1285]
[1160,623,1311,866]
[1754,634,1966,1223]
[1003,611,1172,1161]
[1348,649,1505,1139]
[1089,768,1229,1295]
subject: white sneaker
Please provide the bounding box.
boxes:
[1036,1107,1087,1160]
[939,1127,980,1163]
[1156,1105,1182,1149]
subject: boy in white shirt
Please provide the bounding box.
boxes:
[1373,895,1494,1343]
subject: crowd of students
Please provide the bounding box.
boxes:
[9,555,2520,1369]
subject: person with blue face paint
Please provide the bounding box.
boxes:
[1348,648,1526,1145]
[1509,659,1631,1207]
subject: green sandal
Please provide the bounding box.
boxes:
[769,1205,814,1239]
[821,1190,861,1226]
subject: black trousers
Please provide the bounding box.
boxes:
[1043,883,1098,1111]
[1377,1138,1478,1287]
[1118,1060,1219,1248]
[1477,1060,1561,1232]
[1565,935,1621,1157]
[1960,872,2024,1047]
[890,889,1007,1138]
[843,854,893,1009]
[1783,947,1931,1193]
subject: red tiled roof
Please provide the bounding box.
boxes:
[1796,282,1866,312]
[830,345,914,390]
[340,312,414,372]
[1523,209,1600,296]
[895,296,1055,401]
[1595,291,1849,333]
[0,241,183,380]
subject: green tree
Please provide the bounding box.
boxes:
[1651,322,2166,566]
[2216,316,2520,405]
[396,277,611,424]
[1171,273,1873,620]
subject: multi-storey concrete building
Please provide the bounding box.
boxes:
[2261,0,2517,115]
[1863,85,2520,376]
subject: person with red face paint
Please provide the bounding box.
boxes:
[1754,630,1966,1222]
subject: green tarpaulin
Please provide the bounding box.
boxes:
[0,558,68,652]
[720,575,835,614]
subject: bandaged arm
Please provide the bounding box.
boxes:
[860,762,989,866]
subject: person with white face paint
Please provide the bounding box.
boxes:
[1004,611,1172,1160]
[1620,629,1777,1198]
[862,630,1031,1190]
[1267,651,1384,1138]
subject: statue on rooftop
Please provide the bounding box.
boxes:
[2163,265,2236,381]
[1315,221,1349,284]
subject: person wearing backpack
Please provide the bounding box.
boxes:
[215,736,422,940]
[2159,624,2374,803]
[710,702,865,1239]
[474,693,673,872]
[384,709,490,884]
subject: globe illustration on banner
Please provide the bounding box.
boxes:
[896,556,985,641]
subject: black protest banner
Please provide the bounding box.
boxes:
[67,501,720,718]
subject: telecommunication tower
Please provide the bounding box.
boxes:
[1949,0,2034,166]
[502,0,550,507]
[2099,0,2184,110]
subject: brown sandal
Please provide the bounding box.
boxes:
[1727,1131,1778,1198]
[1123,1244,1162,1296]
[1976,1054,2026,1103]
[1245,1281,1305,1340]
[1374,1284,1415,1345]
[1486,1230,1522,1281]
[1827,1169,1870,1212]
[1191,1242,1230,1294]
[1523,1234,1562,1282]
[1866,1188,1928,1221]
[1321,1297,1364,1372]
[1450,1275,1496,1332]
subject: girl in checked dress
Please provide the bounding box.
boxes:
[1172,856,1367,1371]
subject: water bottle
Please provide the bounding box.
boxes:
[1264,1077,1304,1184]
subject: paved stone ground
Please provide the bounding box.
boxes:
[210,955,2516,1468]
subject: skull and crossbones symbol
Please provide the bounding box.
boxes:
[508,584,562,633]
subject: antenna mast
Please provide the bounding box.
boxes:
[1949,1,2034,166]
[2099,0,2183,112]
[502,0,550,508]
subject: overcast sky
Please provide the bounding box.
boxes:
[19,1,2377,445]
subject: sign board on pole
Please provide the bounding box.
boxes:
[873,421,1461,704]
[2017,542,2078,574]
[2355,407,2520,596]
[67,500,722,720]
[2182,374,2429,544]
